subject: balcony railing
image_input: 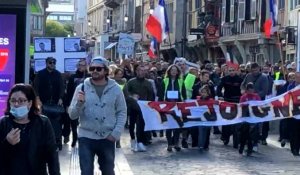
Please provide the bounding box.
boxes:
[222,20,259,37]
[240,20,257,34]
[104,0,123,9]
[221,23,233,36]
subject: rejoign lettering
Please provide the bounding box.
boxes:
[146,89,300,126]
[0,38,9,45]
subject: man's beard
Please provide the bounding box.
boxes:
[92,73,105,81]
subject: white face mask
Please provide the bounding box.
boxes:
[10,106,29,119]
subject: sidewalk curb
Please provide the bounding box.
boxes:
[115,148,134,175]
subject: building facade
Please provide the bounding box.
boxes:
[30,0,48,39]
[46,0,75,24]
[74,0,88,37]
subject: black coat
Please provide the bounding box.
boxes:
[33,68,64,104]
[0,115,60,175]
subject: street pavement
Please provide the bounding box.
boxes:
[59,130,300,175]
[121,131,300,175]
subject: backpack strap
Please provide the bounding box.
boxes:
[81,83,84,92]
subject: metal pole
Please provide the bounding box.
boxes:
[24,0,31,84]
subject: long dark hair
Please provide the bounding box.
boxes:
[165,64,181,79]
[5,84,40,119]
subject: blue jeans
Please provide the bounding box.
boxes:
[78,137,115,175]
[198,126,211,149]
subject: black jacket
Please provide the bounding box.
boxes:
[217,75,243,103]
[34,68,64,104]
[0,115,60,175]
[66,70,89,106]
[192,81,215,100]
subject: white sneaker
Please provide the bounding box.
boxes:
[130,140,136,151]
[253,146,258,152]
[137,142,147,152]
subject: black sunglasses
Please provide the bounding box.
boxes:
[48,61,56,65]
[89,66,104,72]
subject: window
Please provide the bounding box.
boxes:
[238,0,245,20]
[47,15,58,21]
[225,0,230,22]
[59,15,72,21]
[278,0,285,9]
[165,2,173,33]
[188,0,193,29]
[250,0,256,19]
[290,0,296,10]
[221,0,226,24]
[230,0,234,22]
[195,0,201,10]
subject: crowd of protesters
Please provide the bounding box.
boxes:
[1,55,300,175]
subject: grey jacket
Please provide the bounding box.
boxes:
[241,73,269,100]
[68,78,127,140]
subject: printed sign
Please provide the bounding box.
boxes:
[0,14,16,117]
[117,33,135,55]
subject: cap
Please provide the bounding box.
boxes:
[46,57,56,62]
[90,56,109,67]
[286,64,293,69]
[174,57,186,64]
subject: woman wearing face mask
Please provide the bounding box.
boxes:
[0,84,60,175]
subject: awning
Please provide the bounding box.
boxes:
[105,42,118,50]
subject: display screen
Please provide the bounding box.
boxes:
[0,14,16,117]
[64,38,85,52]
[34,37,56,52]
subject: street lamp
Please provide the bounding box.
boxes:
[106,17,110,24]
[73,32,77,36]
[124,14,129,22]
[150,8,154,14]
[88,20,91,26]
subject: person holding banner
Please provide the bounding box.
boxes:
[287,72,300,156]
[241,62,269,151]
[195,85,215,152]
[159,64,186,152]
[124,64,155,152]
[239,82,261,156]
[217,66,243,149]
[175,58,197,148]
[191,70,215,149]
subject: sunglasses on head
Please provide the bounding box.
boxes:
[89,66,104,72]
[48,61,56,65]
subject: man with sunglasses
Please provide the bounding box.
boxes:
[69,56,127,175]
[34,57,65,151]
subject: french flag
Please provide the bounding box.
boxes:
[146,0,169,43]
[148,37,158,59]
[264,0,278,38]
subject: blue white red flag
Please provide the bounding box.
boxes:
[146,0,169,43]
[148,37,158,59]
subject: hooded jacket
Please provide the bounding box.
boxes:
[68,78,127,140]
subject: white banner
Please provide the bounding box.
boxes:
[138,86,300,131]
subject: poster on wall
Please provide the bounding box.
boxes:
[117,33,135,55]
[34,38,56,52]
[64,58,81,72]
[33,37,87,73]
[64,38,84,52]
[0,14,16,117]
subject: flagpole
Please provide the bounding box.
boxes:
[276,32,286,80]
[156,41,160,61]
